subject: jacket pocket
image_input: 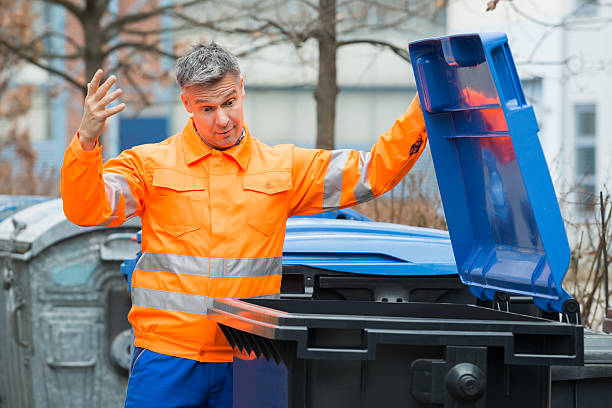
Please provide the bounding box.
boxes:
[242,171,292,236]
[150,169,208,237]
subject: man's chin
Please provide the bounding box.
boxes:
[215,135,239,149]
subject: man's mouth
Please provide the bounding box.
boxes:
[216,127,233,138]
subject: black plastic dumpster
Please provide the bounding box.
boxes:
[210,298,583,407]
[551,330,612,407]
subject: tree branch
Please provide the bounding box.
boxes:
[102,0,202,39]
[0,37,83,89]
[34,50,82,60]
[1,33,82,60]
[248,16,317,46]
[337,39,411,62]
[117,24,202,37]
[234,38,286,57]
[25,30,84,52]
[102,41,178,59]
[120,65,152,108]
[296,0,317,11]
[45,0,84,20]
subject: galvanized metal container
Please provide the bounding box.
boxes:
[0,197,140,408]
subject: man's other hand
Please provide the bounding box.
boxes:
[78,69,126,151]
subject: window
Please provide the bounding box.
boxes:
[575,0,599,16]
[522,77,542,106]
[28,88,52,142]
[574,104,597,211]
[119,117,168,151]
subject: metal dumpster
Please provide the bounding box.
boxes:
[0,198,140,408]
[208,33,612,407]
[0,196,51,222]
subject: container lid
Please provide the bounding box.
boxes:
[0,198,140,259]
[0,195,52,222]
[409,33,572,313]
[283,218,457,276]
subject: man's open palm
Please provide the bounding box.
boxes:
[78,69,125,151]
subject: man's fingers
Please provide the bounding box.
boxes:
[96,75,117,99]
[88,69,103,95]
[103,103,126,118]
[98,88,123,108]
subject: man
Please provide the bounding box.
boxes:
[61,42,428,407]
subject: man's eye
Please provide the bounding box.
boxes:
[203,107,213,112]
[225,99,235,106]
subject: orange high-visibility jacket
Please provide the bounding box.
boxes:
[61,96,427,362]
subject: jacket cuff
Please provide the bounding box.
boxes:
[69,132,103,162]
[403,94,427,132]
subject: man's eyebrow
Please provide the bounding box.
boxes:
[195,90,237,105]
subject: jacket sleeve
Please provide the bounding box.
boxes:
[289,94,427,216]
[60,134,145,227]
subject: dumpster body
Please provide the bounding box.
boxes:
[551,330,612,407]
[0,198,140,408]
[208,33,612,408]
[212,298,582,408]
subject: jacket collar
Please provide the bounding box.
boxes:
[181,117,251,170]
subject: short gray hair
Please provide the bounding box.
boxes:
[174,41,241,88]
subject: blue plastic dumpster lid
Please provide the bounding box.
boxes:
[409,33,572,313]
[283,218,457,276]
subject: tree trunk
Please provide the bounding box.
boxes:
[314,0,338,150]
[82,0,105,97]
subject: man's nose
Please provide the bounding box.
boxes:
[215,108,229,127]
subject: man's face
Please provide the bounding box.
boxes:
[180,73,245,149]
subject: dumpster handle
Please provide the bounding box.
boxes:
[103,233,137,245]
[304,347,370,358]
[46,357,97,369]
[100,232,139,261]
[11,301,28,348]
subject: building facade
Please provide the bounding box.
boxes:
[447,0,611,213]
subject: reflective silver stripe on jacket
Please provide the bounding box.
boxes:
[103,172,138,220]
[322,149,351,210]
[77,172,139,227]
[132,287,211,315]
[135,252,282,278]
[353,151,374,203]
[323,149,375,209]
[131,287,280,315]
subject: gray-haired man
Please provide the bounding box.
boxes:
[61,42,428,407]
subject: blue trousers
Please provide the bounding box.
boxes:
[125,347,233,408]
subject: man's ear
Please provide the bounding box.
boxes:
[240,76,246,98]
[181,92,192,113]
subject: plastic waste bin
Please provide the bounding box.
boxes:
[211,297,582,407]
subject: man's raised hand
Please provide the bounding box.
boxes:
[78,69,126,151]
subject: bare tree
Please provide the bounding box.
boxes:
[0,0,57,195]
[562,189,612,328]
[0,0,282,104]
[1,0,446,148]
[202,0,446,149]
